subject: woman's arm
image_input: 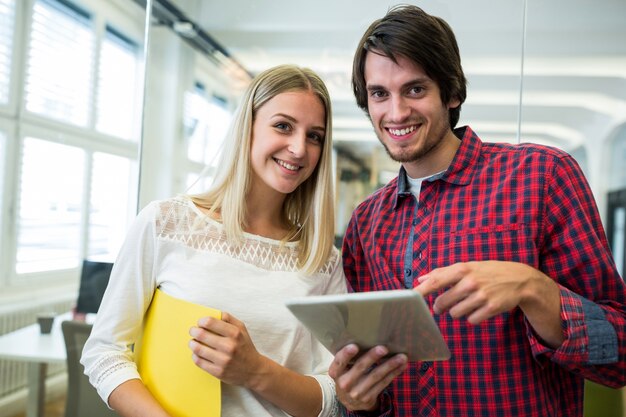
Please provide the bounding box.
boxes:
[108,379,171,417]
[189,312,323,417]
[81,202,160,409]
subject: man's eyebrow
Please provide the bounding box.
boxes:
[366,77,432,91]
[366,84,386,91]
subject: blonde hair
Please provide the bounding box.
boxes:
[190,64,335,275]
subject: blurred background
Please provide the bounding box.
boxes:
[0,0,624,415]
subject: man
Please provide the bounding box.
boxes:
[329,5,626,416]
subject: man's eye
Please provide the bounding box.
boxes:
[370,90,386,98]
[409,86,424,95]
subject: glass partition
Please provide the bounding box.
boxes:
[139,0,626,259]
[522,0,626,220]
[139,0,526,233]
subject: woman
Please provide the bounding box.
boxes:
[81,64,346,417]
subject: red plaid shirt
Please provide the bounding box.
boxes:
[341,126,626,417]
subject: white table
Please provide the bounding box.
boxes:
[0,312,72,417]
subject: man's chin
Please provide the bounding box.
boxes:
[383,147,420,164]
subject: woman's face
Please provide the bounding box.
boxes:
[249,90,326,197]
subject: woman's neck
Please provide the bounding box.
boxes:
[244,189,290,240]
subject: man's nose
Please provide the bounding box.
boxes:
[389,96,411,122]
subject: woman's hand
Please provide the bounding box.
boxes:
[188,312,267,388]
[190,312,326,417]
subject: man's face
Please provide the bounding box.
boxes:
[364,52,460,176]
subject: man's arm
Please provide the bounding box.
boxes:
[415,260,564,347]
[417,154,626,387]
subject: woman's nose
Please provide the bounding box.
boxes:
[288,133,306,157]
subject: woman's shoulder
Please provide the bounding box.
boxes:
[147,195,218,235]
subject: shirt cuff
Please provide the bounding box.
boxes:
[579,296,618,364]
[309,374,339,417]
[528,286,618,365]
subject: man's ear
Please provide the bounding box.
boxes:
[448,97,461,109]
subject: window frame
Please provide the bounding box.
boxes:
[0,0,146,292]
[0,0,20,118]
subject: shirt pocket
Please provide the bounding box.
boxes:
[431,223,538,267]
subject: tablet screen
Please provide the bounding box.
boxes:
[285,290,450,361]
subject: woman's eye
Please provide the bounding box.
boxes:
[308,132,324,143]
[275,122,290,131]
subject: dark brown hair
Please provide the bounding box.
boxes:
[352,4,467,128]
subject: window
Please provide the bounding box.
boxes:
[0,0,15,106]
[7,0,144,280]
[15,141,139,274]
[16,137,85,273]
[186,172,213,194]
[25,0,95,126]
[88,152,136,261]
[184,84,231,166]
[0,129,5,253]
[95,25,141,140]
[182,83,231,193]
[610,126,626,190]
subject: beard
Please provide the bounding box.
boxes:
[380,138,439,163]
[377,118,450,164]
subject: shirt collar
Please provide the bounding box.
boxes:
[393,126,482,209]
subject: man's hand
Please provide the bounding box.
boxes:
[415,260,564,347]
[329,344,408,411]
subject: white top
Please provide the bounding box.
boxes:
[81,196,347,417]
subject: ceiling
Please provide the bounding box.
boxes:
[165,0,626,178]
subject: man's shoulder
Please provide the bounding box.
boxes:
[480,140,573,168]
[482,140,570,159]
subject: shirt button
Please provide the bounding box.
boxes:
[404,269,411,276]
[412,219,418,226]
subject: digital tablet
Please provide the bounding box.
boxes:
[285,290,450,361]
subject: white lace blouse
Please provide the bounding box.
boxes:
[81,196,346,417]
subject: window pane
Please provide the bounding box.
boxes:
[613,207,625,278]
[25,0,95,126]
[186,171,214,194]
[0,130,5,249]
[88,152,135,260]
[184,90,231,165]
[95,27,141,140]
[0,0,15,105]
[610,130,626,189]
[16,137,85,273]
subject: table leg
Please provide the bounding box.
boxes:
[26,362,47,417]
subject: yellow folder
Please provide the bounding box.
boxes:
[134,288,221,417]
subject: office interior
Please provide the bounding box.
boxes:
[0,0,624,416]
